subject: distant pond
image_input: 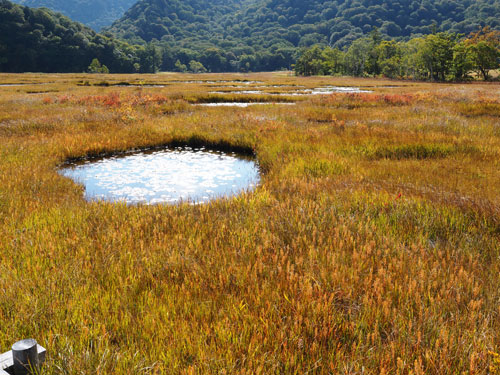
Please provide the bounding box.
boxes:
[59,146,260,205]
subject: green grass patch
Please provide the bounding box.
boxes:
[456,102,500,117]
[285,157,350,178]
[355,143,479,160]
[186,93,297,104]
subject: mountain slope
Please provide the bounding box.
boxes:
[0,0,157,73]
[9,0,137,30]
[104,0,500,71]
[107,0,254,44]
[108,0,500,48]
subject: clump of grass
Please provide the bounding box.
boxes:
[491,351,500,374]
[285,157,350,177]
[357,143,481,160]
[300,106,338,122]
[151,100,190,115]
[186,93,297,104]
[361,143,455,160]
[456,102,500,117]
[76,80,91,86]
[318,92,416,108]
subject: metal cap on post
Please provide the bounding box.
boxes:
[11,339,39,375]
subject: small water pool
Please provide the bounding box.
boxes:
[207,86,371,96]
[291,86,372,95]
[59,146,260,205]
[196,102,295,107]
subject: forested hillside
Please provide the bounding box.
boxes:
[9,0,136,30]
[236,0,492,47]
[106,0,500,72]
[0,0,161,73]
[2,0,500,74]
[107,0,253,44]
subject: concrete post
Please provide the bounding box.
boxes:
[11,339,39,375]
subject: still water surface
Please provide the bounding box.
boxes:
[60,147,260,205]
[196,102,295,107]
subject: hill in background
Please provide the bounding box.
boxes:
[108,0,500,47]
[107,0,257,45]
[105,0,500,71]
[9,0,137,30]
[0,0,160,73]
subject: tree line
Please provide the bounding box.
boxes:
[295,28,500,81]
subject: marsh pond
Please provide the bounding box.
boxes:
[59,146,260,204]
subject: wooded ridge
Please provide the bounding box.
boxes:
[9,0,137,30]
[106,0,500,72]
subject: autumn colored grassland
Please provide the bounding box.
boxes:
[0,72,499,374]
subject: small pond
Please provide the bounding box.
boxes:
[291,86,372,95]
[208,86,371,96]
[0,83,33,87]
[114,84,166,88]
[210,90,262,95]
[196,102,295,107]
[171,80,264,84]
[59,147,260,205]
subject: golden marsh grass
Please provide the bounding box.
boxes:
[0,72,499,374]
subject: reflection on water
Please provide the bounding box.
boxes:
[196,102,295,107]
[172,80,264,84]
[210,90,262,94]
[291,86,372,95]
[208,86,371,96]
[59,147,260,204]
[114,84,166,88]
[211,85,304,89]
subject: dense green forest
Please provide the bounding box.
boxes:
[0,0,161,73]
[107,0,252,45]
[1,0,500,74]
[106,0,500,72]
[295,28,500,81]
[9,0,136,30]
[105,0,275,72]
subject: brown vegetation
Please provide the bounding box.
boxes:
[0,72,499,374]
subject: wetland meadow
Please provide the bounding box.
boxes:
[0,72,499,374]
